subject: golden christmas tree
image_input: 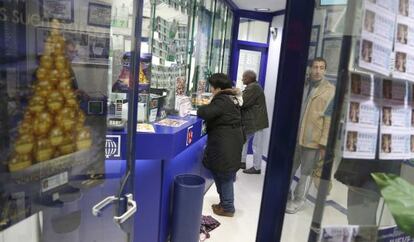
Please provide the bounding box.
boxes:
[9,19,92,172]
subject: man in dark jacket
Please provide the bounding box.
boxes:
[240,70,269,174]
[197,73,244,217]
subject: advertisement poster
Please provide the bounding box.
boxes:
[371,0,397,12]
[41,0,74,22]
[379,131,410,159]
[362,1,396,43]
[358,36,393,76]
[394,16,414,51]
[392,47,414,81]
[87,3,112,28]
[381,78,406,102]
[350,72,374,97]
[343,128,378,159]
[397,0,414,19]
[347,99,379,127]
[380,104,410,128]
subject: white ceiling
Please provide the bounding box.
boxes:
[231,0,286,12]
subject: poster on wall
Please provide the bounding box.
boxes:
[358,36,393,76]
[394,16,414,51]
[362,1,396,43]
[322,37,342,76]
[40,0,74,22]
[380,104,410,128]
[343,73,378,159]
[379,131,410,159]
[370,0,397,12]
[343,128,378,159]
[381,78,406,102]
[63,31,90,62]
[397,0,414,18]
[88,35,110,62]
[350,72,374,97]
[87,3,112,28]
[392,48,414,81]
[347,98,379,127]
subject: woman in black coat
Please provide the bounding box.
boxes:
[197,73,245,217]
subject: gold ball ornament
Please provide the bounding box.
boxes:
[51,19,61,29]
[14,134,35,155]
[40,55,54,69]
[56,107,76,132]
[76,127,92,150]
[18,122,33,136]
[58,135,76,155]
[34,83,54,98]
[66,97,79,109]
[36,67,48,81]
[59,69,71,79]
[54,42,65,54]
[33,112,53,136]
[77,111,86,124]
[58,79,73,91]
[44,42,55,55]
[47,90,64,113]
[49,69,59,85]
[34,138,54,162]
[49,126,64,146]
[8,154,32,172]
[28,96,46,114]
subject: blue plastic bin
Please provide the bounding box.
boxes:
[171,174,205,242]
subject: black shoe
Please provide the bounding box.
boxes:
[240,163,246,169]
[243,167,261,174]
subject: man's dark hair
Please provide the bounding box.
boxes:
[310,57,327,69]
[208,73,232,89]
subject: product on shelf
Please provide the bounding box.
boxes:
[8,19,91,172]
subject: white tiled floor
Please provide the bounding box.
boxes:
[201,156,352,242]
[202,157,265,242]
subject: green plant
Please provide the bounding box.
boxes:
[371,173,414,237]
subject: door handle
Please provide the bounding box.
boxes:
[113,194,137,224]
[92,194,137,225]
[92,195,118,216]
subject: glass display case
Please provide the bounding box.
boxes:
[106,0,233,125]
[188,0,233,108]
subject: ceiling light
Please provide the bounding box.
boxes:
[254,8,271,12]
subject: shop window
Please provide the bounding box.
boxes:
[237,18,270,44]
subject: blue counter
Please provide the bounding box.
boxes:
[106,116,212,242]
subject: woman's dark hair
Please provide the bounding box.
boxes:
[208,73,232,89]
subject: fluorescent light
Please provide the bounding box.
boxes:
[254,8,271,12]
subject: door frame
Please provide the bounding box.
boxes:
[229,10,273,88]
[232,43,268,87]
[255,0,317,241]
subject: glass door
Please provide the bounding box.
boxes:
[235,49,263,90]
[0,0,143,241]
[258,0,414,241]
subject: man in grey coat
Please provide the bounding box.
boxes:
[240,70,269,174]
